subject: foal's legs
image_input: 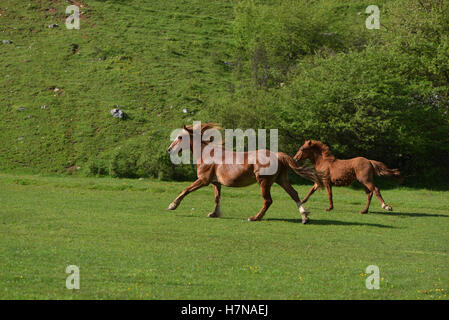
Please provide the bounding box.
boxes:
[277,179,310,224]
[373,184,392,211]
[361,182,392,213]
[167,179,207,210]
[360,186,373,214]
[208,183,221,218]
[301,183,318,204]
[303,181,333,212]
[248,179,273,222]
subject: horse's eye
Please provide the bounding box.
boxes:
[178,136,182,139]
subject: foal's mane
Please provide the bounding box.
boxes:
[310,140,336,161]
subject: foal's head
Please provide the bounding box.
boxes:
[294,140,316,162]
[294,140,335,163]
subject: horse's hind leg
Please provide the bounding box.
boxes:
[248,179,273,222]
[360,186,373,214]
[208,183,221,218]
[277,178,310,224]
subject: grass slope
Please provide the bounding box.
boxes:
[0,173,447,299]
[0,0,234,173]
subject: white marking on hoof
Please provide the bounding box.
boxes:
[297,201,310,223]
[382,203,393,211]
[297,202,310,214]
[299,206,309,214]
[167,202,178,210]
[208,211,221,218]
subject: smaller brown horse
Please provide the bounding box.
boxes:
[294,140,401,214]
[166,123,323,223]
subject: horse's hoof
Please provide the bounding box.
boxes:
[247,216,259,222]
[207,212,220,218]
[382,204,393,211]
[166,202,178,210]
[360,210,368,214]
[325,207,333,212]
[302,217,310,224]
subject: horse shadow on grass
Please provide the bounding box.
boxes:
[369,211,448,218]
[265,218,395,228]
[178,214,396,228]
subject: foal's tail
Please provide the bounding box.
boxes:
[369,160,401,180]
[278,153,324,187]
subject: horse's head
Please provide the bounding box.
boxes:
[167,124,192,155]
[167,123,221,155]
[294,140,315,162]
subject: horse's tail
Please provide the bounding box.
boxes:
[279,153,324,187]
[369,160,402,180]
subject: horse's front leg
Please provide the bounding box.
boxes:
[167,179,207,210]
[208,183,221,218]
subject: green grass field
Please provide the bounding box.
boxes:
[0,173,447,299]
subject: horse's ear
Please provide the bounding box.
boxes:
[182,124,191,132]
[307,140,312,146]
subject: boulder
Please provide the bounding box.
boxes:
[110,107,125,119]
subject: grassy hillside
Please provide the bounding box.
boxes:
[0,173,448,299]
[0,0,235,174]
[1,0,448,184]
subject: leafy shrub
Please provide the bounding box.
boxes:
[87,132,196,181]
[87,158,109,176]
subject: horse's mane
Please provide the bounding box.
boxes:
[310,140,336,161]
[184,122,221,133]
[183,123,224,145]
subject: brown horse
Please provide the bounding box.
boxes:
[166,123,323,223]
[294,140,401,214]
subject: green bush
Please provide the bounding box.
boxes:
[109,139,141,178]
[86,133,196,181]
[87,158,109,177]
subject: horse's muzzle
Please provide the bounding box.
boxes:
[294,151,303,161]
